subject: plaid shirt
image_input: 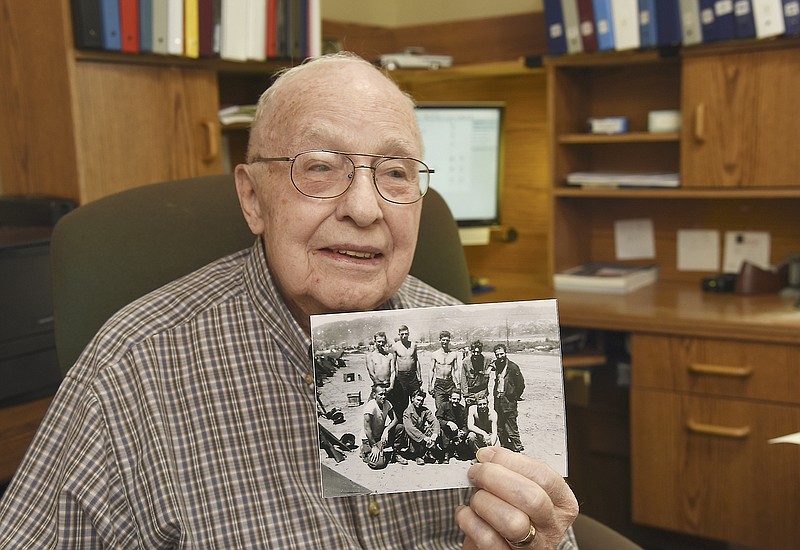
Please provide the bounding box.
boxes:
[0,240,576,549]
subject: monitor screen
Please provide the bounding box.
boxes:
[415,102,504,228]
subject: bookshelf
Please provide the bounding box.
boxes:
[547,38,800,549]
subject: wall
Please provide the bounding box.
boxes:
[321,0,542,27]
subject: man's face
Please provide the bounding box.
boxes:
[375,386,388,404]
[477,399,489,411]
[375,335,387,351]
[449,393,461,406]
[235,61,423,330]
[471,347,482,357]
[494,348,507,362]
[399,328,410,342]
[439,336,450,350]
[412,394,424,408]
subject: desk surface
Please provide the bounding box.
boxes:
[472,275,800,345]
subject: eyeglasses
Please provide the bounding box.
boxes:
[248,150,433,204]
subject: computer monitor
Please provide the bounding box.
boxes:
[415,102,504,244]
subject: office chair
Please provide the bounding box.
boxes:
[50,174,472,375]
[49,174,640,549]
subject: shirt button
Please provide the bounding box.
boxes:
[303,373,314,386]
[368,500,380,517]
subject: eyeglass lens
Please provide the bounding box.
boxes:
[291,151,428,203]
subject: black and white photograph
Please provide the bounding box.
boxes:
[311,299,567,498]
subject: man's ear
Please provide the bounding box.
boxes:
[234,164,265,236]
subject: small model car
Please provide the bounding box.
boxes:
[378,47,453,70]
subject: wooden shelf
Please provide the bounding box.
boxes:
[553,187,800,199]
[558,132,679,144]
[74,49,295,74]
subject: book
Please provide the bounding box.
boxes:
[99,0,122,50]
[638,0,657,48]
[715,0,737,40]
[752,0,785,37]
[120,0,140,53]
[197,0,215,57]
[139,0,153,52]
[577,0,600,51]
[654,0,683,45]
[152,0,169,54]
[593,0,617,49]
[544,0,569,55]
[566,171,680,188]
[561,0,585,53]
[700,0,720,42]
[184,0,200,58]
[71,0,104,50]
[218,104,257,126]
[221,0,248,61]
[679,0,704,45]
[246,0,266,61]
[166,0,184,55]
[554,262,658,293]
[307,0,321,57]
[734,0,757,37]
[611,0,641,50]
[784,0,800,35]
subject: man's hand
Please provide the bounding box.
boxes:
[368,444,382,464]
[456,447,578,549]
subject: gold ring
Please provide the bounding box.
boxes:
[506,522,536,548]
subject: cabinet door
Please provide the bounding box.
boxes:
[681,47,800,188]
[74,62,222,203]
[631,389,800,549]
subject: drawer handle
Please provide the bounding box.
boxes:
[202,120,220,162]
[693,103,706,143]
[687,419,750,439]
[688,363,753,378]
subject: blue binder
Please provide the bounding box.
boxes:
[593,0,616,50]
[654,0,683,46]
[715,0,737,40]
[544,0,569,55]
[700,0,720,41]
[638,0,658,48]
[784,0,800,35]
[140,0,154,52]
[734,0,757,37]
[99,0,121,50]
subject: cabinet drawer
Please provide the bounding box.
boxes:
[631,334,800,405]
[631,389,800,549]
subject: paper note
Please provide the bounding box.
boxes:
[677,229,720,271]
[722,231,771,273]
[768,432,800,445]
[614,219,655,260]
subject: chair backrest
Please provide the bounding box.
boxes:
[50,174,471,374]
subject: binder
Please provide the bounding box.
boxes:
[544,0,568,55]
[734,0,757,37]
[714,0,737,40]
[307,0,321,57]
[592,0,616,50]
[152,0,169,54]
[266,0,278,58]
[679,0,704,44]
[120,0,140,53]
[700,0,720,41]
[638,0,657,48]
[247,0,267,61]
[99,0,122,50]
[139,0,153,52]
[71,0,104,50]
[167,0,184,55]
[198,0,215,57]
[561,0,585,53]
[221,0,248,61]
[654,0,683,45]
[752,0,785,37]
[784,0,800,35]
[184,0,200,57]
[577,0,599,52]
[611,0,640,50]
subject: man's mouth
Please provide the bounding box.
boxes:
[331,248,377,259]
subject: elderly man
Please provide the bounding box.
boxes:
[0,53,577,549]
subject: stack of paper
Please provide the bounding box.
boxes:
[554,262,659,293]
[566,172,680,188]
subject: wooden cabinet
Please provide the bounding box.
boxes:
[681,43,800,188]
[631,334,800,549]
[0,0,279,205]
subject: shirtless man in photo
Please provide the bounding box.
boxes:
[429,330,460,413]
[391,325,421,414]
[366,332,397,403]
